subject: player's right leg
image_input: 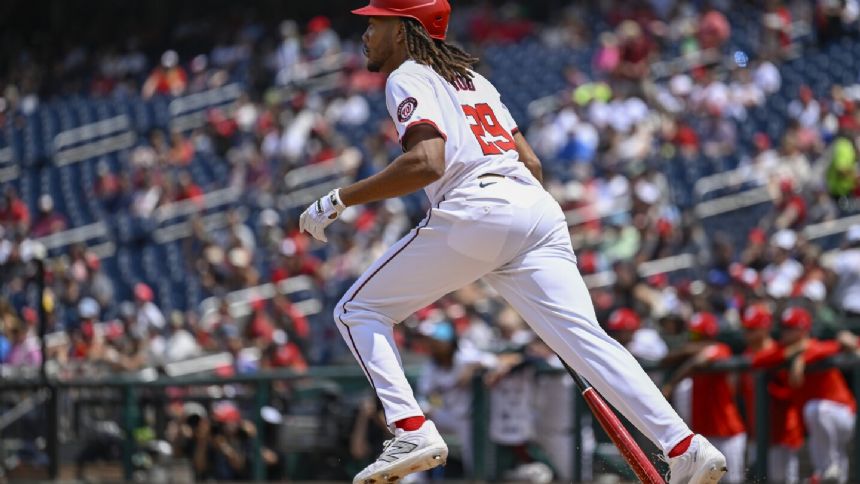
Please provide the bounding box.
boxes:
[484,192,727,484]
[807,400,855,484]
[334,198,511,483]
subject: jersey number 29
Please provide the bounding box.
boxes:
[462,103,516,156]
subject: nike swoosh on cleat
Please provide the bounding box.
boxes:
[479,181,497,188]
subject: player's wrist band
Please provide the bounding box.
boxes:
[330,188,345,210]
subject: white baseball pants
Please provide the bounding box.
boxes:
[334,175,692,454]
[708,433,746,483]
[803,399,856,482]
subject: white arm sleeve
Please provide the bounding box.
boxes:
[385,72,448,146]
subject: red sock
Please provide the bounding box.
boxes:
[394,416,426,432]
[668,434,694,458]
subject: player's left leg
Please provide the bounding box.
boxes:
[484,193,726,484]
[483,234,690,453]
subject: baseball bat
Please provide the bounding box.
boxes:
[563,362,665,484]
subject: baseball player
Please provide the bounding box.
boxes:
[739,304,803,484]
[753,308,857,483]
[299,1,727,482]
[659,312,746,483]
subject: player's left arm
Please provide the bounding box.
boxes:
[340,124,445,206]
[802,339,845,363]
[512,131,543,184]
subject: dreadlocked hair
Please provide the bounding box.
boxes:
[402,18,479,85]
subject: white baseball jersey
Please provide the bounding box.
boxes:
[385,60,535,205]
[335,57,694,462]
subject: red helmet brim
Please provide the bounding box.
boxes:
[352,5,399,16]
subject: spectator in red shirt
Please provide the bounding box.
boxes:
[698,10,731,50]
[142,50,188,99]
[175,171,204,204]
[168,129,195,166]
[0,186,30,233]
[762,0,793,56]
[261,329,307,373]
[773,178,807,231]
[30,195,68,238]
[269,238,322,285]
[615,20,654,80]
[273,294,310,346]
[672,120,700,158]
[246,299,275,346]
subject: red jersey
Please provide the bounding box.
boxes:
[752,339,856,413]
[742,343,804,448]
[799,340,856,412]
[692,343,746,437]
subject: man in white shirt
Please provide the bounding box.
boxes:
[762,230,804,298]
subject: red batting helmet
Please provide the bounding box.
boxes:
[742,304,773,330]
[689,312,719,338]
[607,308,641,332]
[352,0,452,40]
[781,307,812,332]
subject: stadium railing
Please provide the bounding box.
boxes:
[168,83,244,133]
[53,115,137,167]
[4,353,860,482]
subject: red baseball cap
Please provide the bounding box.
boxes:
[781,307,812,332]
[307,15,331,33]
[607,308,640,332]
[352,0,452,40]
[689,312,719,338]
[213,402,242,423]
[742,304,773,330]
[134,283,154,302]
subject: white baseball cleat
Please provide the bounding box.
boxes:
[666,435,728,484]
[354,420,448,484]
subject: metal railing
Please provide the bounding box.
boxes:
[4,352,860,482]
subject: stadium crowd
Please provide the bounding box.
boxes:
[2,0,860,481]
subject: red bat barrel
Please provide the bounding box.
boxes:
[581,386,665,483]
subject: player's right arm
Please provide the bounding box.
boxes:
[512,131,543,184]
[339,125,445,207]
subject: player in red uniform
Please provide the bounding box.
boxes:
[739,304,803,484]
[751,307,857,483]
[660,312,746,483]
